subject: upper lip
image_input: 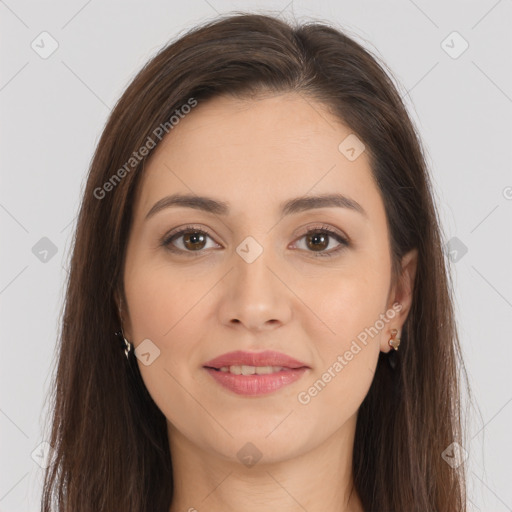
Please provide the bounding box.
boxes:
[203,350,310,369]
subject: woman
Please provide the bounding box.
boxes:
[41,12,470,512]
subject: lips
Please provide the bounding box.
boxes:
[203,349,310,396]
[203,350,310,370]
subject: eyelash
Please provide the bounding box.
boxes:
[160,224,349,258]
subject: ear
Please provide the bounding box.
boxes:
[381,248,418,353]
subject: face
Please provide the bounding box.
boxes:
[120,91,416,465]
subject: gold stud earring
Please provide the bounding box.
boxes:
[388,328,401,351]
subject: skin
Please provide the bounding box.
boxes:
[119,91,418,512]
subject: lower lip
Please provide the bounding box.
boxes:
[204,367,308,396]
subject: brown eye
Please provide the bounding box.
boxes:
[162,226,219,255]
[294,227,349,258]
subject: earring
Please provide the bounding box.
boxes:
[116,298,132,360]
[114,330,132,359]
[388,328,401,351]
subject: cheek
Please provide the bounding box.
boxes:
[295,272,387,425]
[124,256,211,342]
[123,257,214,392]
[303,255,391,344]
[297,259,389,405]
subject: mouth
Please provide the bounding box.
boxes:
[202,350,310,396]
[204,364,307,375]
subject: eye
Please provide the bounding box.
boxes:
[161,225,219,255]
[292,225,349,258]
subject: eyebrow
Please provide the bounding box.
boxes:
[144,192,367,220]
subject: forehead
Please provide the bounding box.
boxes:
[135,92,382,221]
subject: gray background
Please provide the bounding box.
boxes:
[1,0,511,510]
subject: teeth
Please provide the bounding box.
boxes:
[218,365,286,375]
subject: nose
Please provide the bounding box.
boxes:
[217,242,293,332]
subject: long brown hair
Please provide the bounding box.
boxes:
[41,12,470,511]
